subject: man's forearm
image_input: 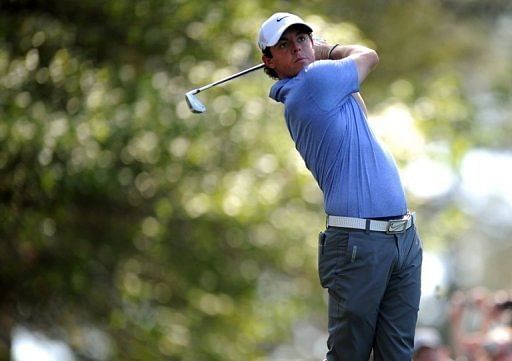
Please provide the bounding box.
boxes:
[314,39,376,60]
[315,42,377,61]
[328,44,377,60]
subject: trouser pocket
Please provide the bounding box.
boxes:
[318,228,349,289]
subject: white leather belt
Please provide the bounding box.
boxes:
[326,212,416,234]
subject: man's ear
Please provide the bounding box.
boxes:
[262,54,276,69]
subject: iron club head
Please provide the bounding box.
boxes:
[185,90,206,113]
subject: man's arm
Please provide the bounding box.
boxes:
[314,41,379,84]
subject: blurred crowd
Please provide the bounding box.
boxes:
[414,288,512,361]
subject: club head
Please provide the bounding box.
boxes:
[185,90,206,113]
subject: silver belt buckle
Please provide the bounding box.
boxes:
[386,216,409,234]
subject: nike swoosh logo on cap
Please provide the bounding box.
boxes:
[276,16,290,22]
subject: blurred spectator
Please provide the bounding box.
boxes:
[481,325,512,361]
[449,288,512,361]
[414,326,452,361]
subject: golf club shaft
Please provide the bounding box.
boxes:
[194,63,265,94]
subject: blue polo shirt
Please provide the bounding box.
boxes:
[269,58,407,218]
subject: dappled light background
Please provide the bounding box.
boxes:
[1,0,511,360]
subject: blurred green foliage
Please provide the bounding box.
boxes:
[0,0,510,360]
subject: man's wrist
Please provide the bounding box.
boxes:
[328,44,340,59]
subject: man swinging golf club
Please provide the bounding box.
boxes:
[258,12,423,361]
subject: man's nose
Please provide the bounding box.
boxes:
[290,39,301,52]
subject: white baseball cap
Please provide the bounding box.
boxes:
[258,12,313,50]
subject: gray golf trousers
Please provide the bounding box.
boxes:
[318,224,422,361]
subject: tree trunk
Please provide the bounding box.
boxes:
[0,313,13,361]
[0,333,11,361]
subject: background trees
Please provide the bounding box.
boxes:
[1,0,511,360]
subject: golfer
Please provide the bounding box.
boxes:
[258,12,423,361]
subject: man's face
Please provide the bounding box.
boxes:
[262,26,315,79]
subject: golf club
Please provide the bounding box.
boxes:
[185,63,264,113]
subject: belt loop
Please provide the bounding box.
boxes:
[365,219,370,234]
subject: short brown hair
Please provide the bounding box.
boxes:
[262,47,279,79]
